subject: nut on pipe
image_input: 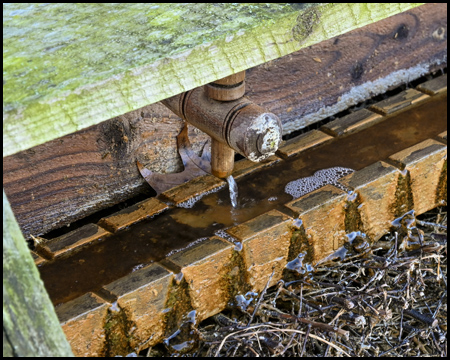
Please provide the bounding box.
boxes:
[205,71,246,101]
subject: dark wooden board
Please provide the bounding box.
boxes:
[3,4,447,238]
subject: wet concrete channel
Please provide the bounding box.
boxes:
[39,93,447,306]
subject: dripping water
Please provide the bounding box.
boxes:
[226,175,238,208]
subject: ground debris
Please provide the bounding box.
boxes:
[142,207,447,357]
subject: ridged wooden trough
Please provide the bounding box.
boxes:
[3,3,447,357]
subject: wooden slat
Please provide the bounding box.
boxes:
[3,3,422,157]
[3,190,74,357]
[3,3,446,239]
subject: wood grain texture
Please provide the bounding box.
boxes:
[3,3,422,157]
[246,3,447,134]
[3,4,447,238]
[3,191,74,357]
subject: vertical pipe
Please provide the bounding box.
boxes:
[210,138,235,178]
[206,72,245,179]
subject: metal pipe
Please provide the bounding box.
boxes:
[162,72,282,178]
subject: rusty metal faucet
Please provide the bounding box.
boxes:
[162,71,282,178]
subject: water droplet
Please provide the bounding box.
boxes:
[187,310,196,325]
[109,301,120,312]
[175,272,184,282]
[285,252,313,274]
[292,218,303,229]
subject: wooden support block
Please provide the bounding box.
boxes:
[276,130,333,159]
[103,263,173,349]
[285,185,347,264]
[389,139,447,214]
[369,89,429,115]
[321,109,383,137]
[56,292,109,357]
[226,210,292,292]
[232,156,280,180]
[437,131,447,141]
[160,174,226,208]
[417,74,447,95]
[339,161,400,241]
[166,237,235,321]
[46,223,111,258]
[98,197,169,232]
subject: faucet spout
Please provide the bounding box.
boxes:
[162,71,282,178]
[211,138,235,178]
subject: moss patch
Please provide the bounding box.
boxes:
[282,226,313,281]
[164,278,194,337]
[391,171,414,218]
[344,194,364,234]
[103,305,135,356]
[292,4,322,43]
[436,159,447,204]
[225,250,251,300]
[3,3,422,157]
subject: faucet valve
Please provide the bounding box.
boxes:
[162,71,282,178]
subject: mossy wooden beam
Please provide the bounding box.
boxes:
[3,190,74,356]
[3,3,422,157]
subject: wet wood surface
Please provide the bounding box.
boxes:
[3,4,447,238]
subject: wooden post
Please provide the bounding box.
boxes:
[3,190,74,357]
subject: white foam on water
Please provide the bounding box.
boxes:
[215,228,242,251]
[165,237,209,257]
[131,264,144,272]
[285,167,354,199]
[176,184,226,208]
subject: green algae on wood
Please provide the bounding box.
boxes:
[2,190,74,356]
[3,3,423,157]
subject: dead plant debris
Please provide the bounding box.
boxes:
[141,206,447,357]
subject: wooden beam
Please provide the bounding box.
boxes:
[3,3,422,157]
[3,3,446,239]
[3,190,74,356]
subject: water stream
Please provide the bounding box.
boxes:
[226,175,239,208]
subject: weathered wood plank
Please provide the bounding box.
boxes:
[3,4,446,239]
[3,190,74,357]
[247,4,447,134]
[3,3,422,157]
